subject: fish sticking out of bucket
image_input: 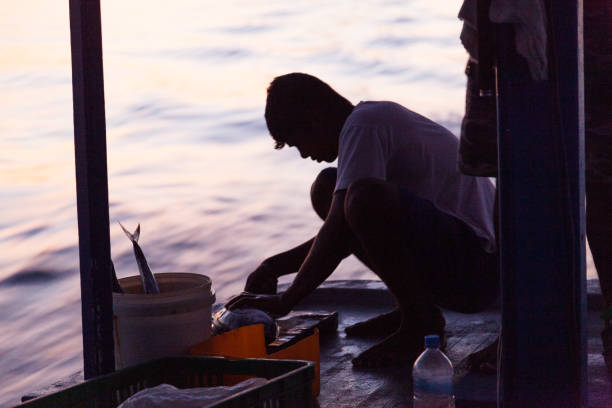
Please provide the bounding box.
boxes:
[111,261,124,293]
[119,222,161,294]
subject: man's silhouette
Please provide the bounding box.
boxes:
[227,73,499,367]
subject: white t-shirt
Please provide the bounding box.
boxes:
[335,101,496,253]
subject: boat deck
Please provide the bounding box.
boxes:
[293,280,612,408]
[22,280,611,407]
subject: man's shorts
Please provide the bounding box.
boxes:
[399,189,499,313]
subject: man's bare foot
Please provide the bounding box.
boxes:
[345,309,401,338]
[352,329,421,368]
[466,337,498,374]
[351,328,445,368]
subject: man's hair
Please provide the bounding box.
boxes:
[264,73,352,149]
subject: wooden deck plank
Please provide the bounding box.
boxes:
[444,311,499,371]
[317,307,394,407]
[292,280,611,408]
[23,280,611,407]
[355,367,411,408]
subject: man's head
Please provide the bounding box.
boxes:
[265,73,353,162]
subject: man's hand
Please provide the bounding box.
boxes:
[225,292,290,318]
[244,262,278,294]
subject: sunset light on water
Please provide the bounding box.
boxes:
[0,1,597,406]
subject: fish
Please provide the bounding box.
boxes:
[119,222,160,294]
[111,261,123,293]
[212,305,278,344]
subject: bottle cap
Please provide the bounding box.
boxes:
[424,334,440,348]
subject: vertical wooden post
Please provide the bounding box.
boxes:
[68,0,115,378]
[496,0,585,407]
[550,0,587,404]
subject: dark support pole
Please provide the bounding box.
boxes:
[496,0,585,407]
[69,0,115,378]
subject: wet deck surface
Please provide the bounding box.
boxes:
[293,280,612,408]
[23,280,612,407]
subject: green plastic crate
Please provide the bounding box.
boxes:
[17,356,315,408]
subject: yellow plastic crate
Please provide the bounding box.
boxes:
[190,324,321,397]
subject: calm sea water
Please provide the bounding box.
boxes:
[0,0,596,406]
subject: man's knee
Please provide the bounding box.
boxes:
[311,167,337,220]
[344,178,399,230]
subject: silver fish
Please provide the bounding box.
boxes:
[111,261,123,293]
[212,306,278,344]
[119,222,160,294]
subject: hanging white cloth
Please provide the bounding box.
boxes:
[458,0,548,81]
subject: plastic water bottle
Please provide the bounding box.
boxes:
[412,334,455,408]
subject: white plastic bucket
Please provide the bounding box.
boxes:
[113,273,215,369]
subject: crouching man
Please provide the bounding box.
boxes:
[226,73,499,368]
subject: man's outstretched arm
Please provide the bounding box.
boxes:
[244,237,314,294]
[227,189,351,315]
[263,238,315,274]
[281,189,351,309]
